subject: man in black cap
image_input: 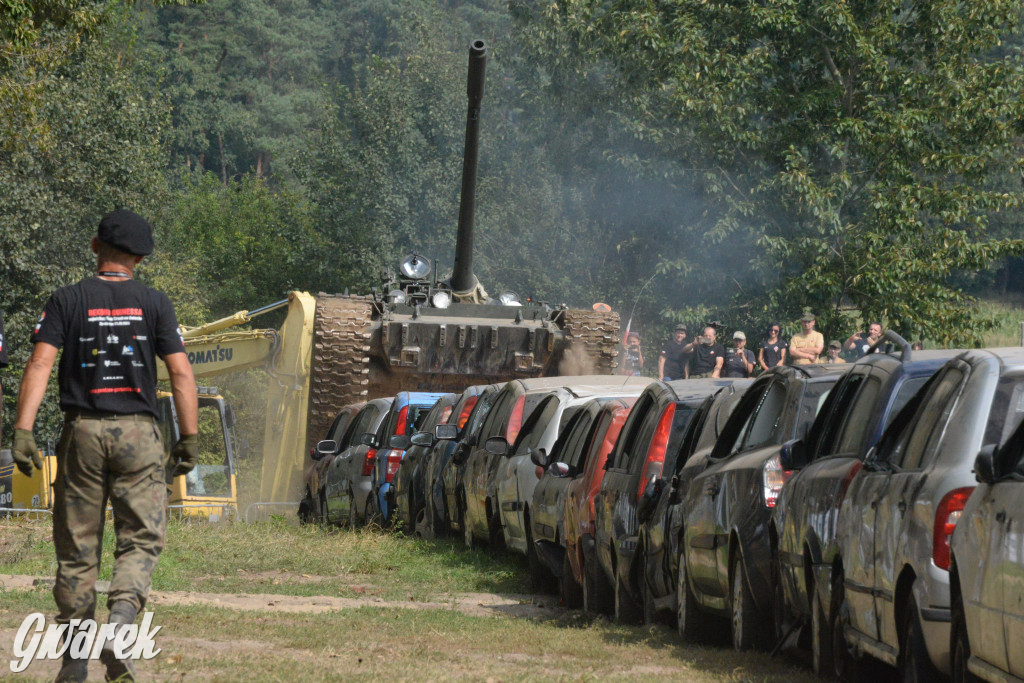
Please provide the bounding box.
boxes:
[12,209,199,682]
[659,323,690,381]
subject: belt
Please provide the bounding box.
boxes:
[65,410,154,422]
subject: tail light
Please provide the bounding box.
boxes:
[457,396,479,430]
[933,487,975,570]
[395,405,409,436]
[440,406,454,425]
[506,395,526,444]
[637,403,676,499]
[535,466,545,480]
[360,448,378,477]
[762,453,795,508]
[385,449,404,483]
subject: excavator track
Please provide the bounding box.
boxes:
[560,309,620,375]
[306,295,374,451]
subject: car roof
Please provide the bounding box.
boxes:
[666,378,754,401]
[955,347,1024,373]
[516,374,654,394]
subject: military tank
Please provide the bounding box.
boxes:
[305,39,620,442]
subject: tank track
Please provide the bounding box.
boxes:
[560,309,621,375]
[306,295,374,450]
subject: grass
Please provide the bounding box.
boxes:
[0,517,529,601]
[0,589,815,682]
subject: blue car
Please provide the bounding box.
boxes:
[369,392,446,525]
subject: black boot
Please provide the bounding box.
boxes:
[99,602,138,682]
[54,624,88,683]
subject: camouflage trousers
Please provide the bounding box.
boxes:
[52,413,166,623]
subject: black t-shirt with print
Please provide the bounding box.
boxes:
[0,309,8,369]
[31,277,185,417]
[660,338,689,379]
[760,339,788,368]
[723,348,755,378]
[689,343,725,376]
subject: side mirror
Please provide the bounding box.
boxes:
[389,434,412,450]
[974,444,998,485]
[668,474,682,505]
[531,448,550,468]
[485,436,510,456]
[636,475,663,524]
[314,440,338,460]
[359,432,376,447]
[435,424,459,441]
[548,462,571,478]
[779,439,807,471]
[410,431,433,447]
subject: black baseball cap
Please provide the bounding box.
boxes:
[674,323,687,332]
[97,210,154,256]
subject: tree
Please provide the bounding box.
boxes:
[516,0,1024,345]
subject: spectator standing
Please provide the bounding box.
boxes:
[911,340,924,351]
[789,311,824,365]
[621,332,644,376]
[758,322,788,372]
[844,322,883,358]
[821,340,846,364]
[658,323,689,381]
[682,325,725,378]
[723,331,756,378]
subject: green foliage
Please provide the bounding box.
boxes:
[519,0,1024,345]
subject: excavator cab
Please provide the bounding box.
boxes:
[158,386,239,521]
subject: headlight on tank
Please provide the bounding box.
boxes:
[388,289,407,305]
[498,291,521,306]
[400,254,431,280]
[431,291,452,309]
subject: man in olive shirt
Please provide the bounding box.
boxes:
[682,325,724,378]
[789,311,824,365]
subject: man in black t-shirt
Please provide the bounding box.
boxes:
[12,210,198,682]
[659,323,689,380]
[723,331,756,378]
[683,325,725,379]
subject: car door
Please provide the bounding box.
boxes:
[687,380,769,597]
[840,377,928,642]
[873,364,965,648]
[991,413,1024,676]
[1001,471,1024,678]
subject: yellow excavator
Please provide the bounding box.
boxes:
[0,386,239,521]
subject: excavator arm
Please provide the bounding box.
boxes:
[157,291,318,504]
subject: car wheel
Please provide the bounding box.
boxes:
[525,514,551,591]
[463,513,474,549]
[298,496,313,525]
[899,594,942,683]
[487,504,505,551]
[583,560,613,615]
[951,593,978,683]
[365,493,381,528]
[831,571,861,682]
[614,561,643,625]
[731,554,768,651]
[560,552,583,608]
[676,550,702,641]
[640,552,658,625]
[810,575,834,678]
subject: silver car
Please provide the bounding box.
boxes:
[832,348,1024,680]
[950,405,1024,683]
[322,397,393,525]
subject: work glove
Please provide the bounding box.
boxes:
[12,428,42,476]
[171,433,200,477]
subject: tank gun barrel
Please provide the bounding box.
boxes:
[450,39,487,295]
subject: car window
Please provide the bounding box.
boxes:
[807,374,864,459]
[984,375,1024,448]
[660,405,699,473]
[712,381,770,459]
[833,375,883,457]
[626,406,665,474]
[326,411,351,443]
[514,396,562,455]
[740,381,787,452]
[549,409,586,465]
[882,376,929,431]
[480,391,513,439]
[612,393,655,470]
[673,396,715,472]
[564,411,595,468]
[347,405,380,446]
[465,391,498,438]
[896,367,965,470]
